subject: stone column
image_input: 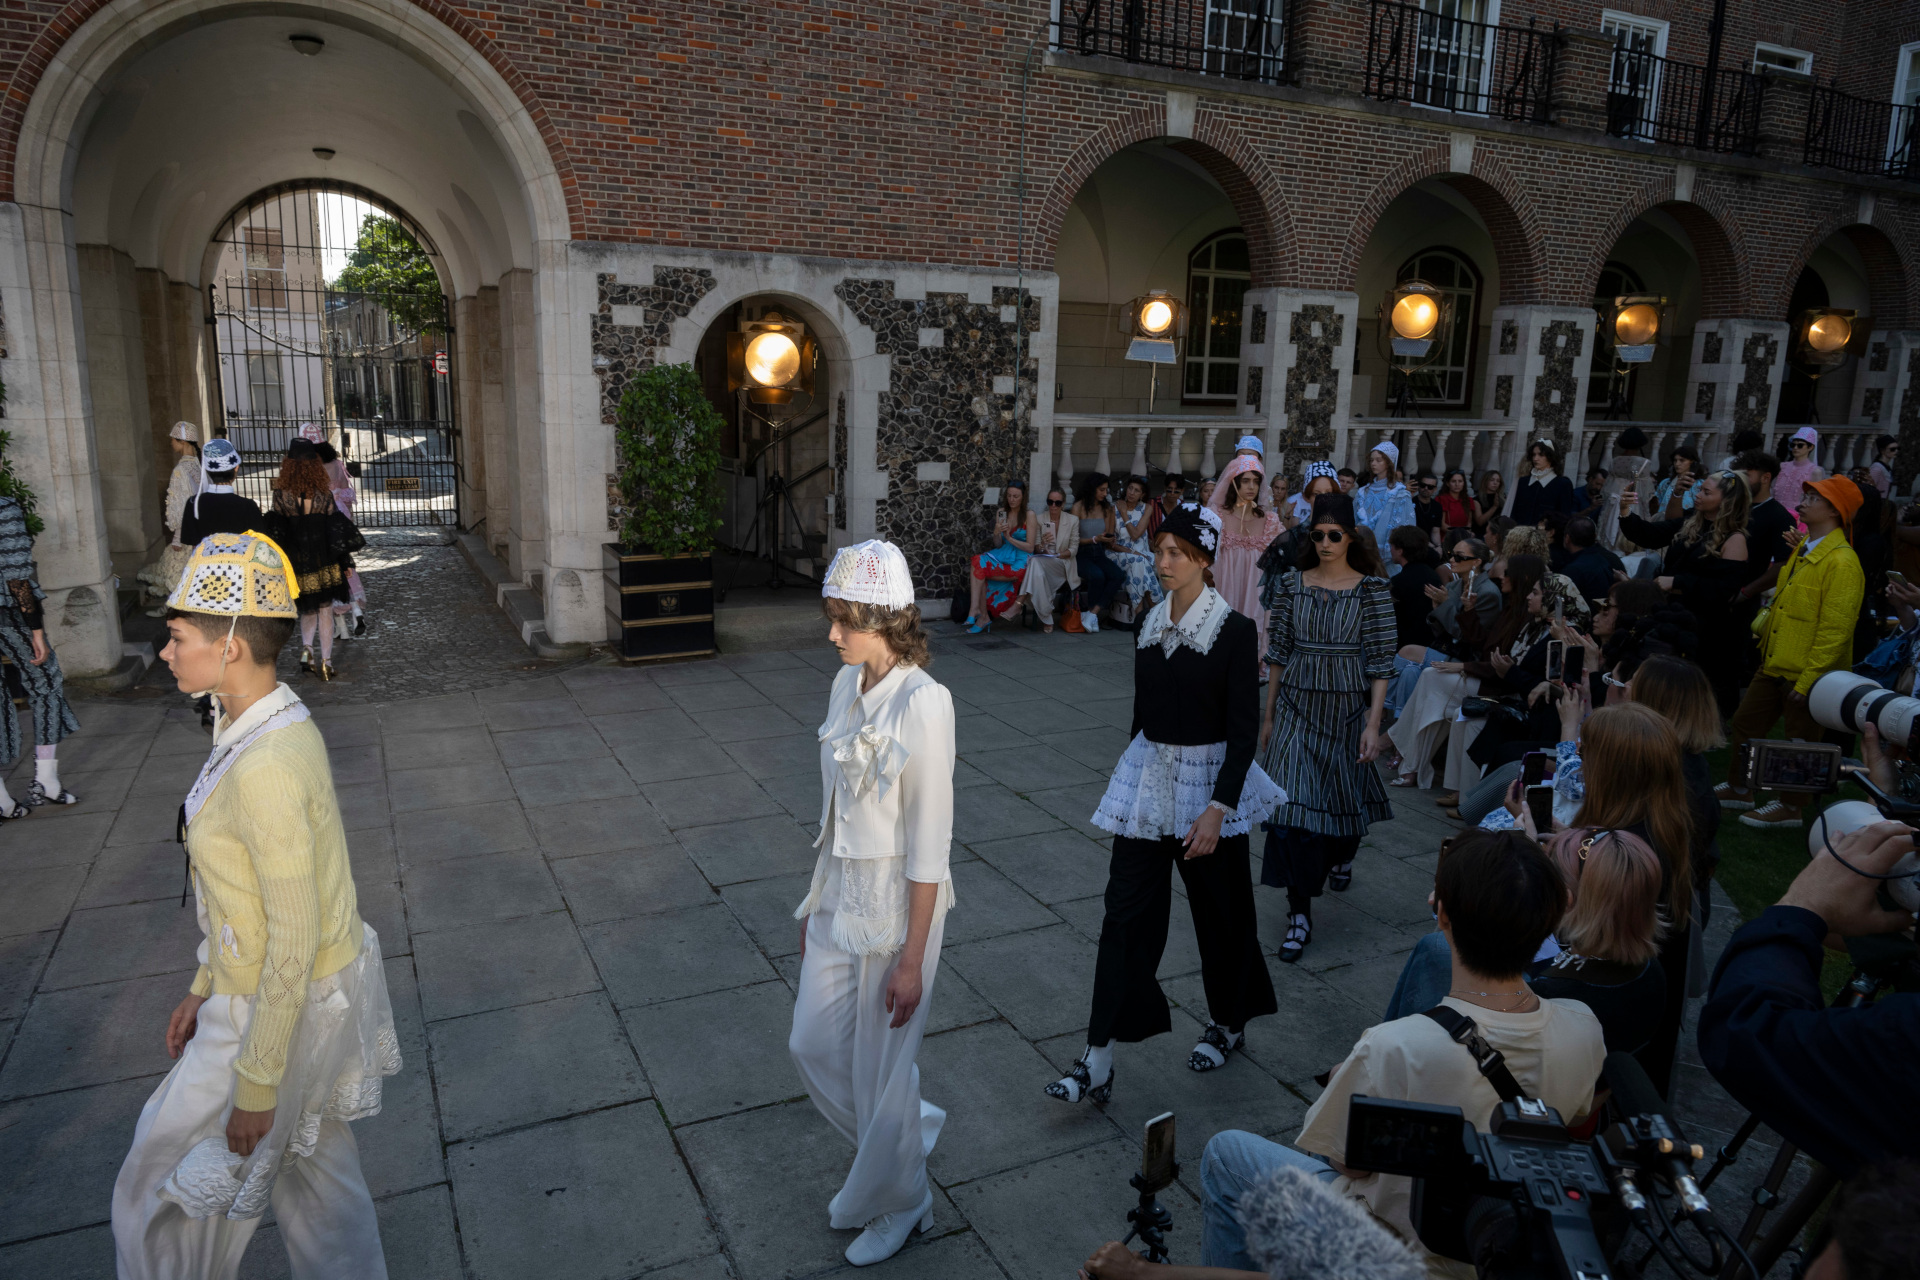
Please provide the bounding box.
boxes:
[498,266,546,585]
[0,203,123,678]
[1241,287,1359,479]
[1682,319,1789,449]
[1852,330,1919,436]
[76,245,161,582]
[1482,305,1598,472]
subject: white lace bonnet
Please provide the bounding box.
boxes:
[822,539,915,610]
[167,531,301,619]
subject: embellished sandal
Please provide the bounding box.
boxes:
[1327,862,1353,892]
[320,662,337,682]
[0,800,29,819]
[1044,1058,1114,1105]
[1388,774,1420,788]
[299,646,314,673]
[1279,914,1312,964]
[26,781,78,807]
[1188,1023,1243,1073]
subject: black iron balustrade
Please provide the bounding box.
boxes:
[1606,48,1764,155]
[1365,0,1556,124]
[1052,0,1296,86]
[1804,84,1919,182]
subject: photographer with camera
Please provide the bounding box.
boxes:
[1698,820,1920,1175]
[1719,476,1867,830]
[1194,829,1604,1278]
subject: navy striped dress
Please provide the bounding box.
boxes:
[1260,570,1396,837]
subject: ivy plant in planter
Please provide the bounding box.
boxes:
[604,363,725,660]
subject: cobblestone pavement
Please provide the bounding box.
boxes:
[121,529,596,708]
[0,621,1816,1278]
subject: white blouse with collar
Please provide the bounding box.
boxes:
[794,661,957,955]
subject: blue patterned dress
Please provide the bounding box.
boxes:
[1108,501,1163,609]
[1353,479,1415,576]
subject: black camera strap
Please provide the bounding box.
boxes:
[1423,1006,1528,1103]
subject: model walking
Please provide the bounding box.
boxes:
[1351,441,1415,575]
[317,442,369,639]
[0,491,80,811]
[141,422,203,616]
[264,440,360,679]
[1047,503,1284,1104]
[1208,454,1281,659]
[790,540,956,1267]
[113,531,398,1279]
[1259,491,1396,963]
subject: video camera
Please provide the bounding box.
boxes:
[1343,1053,1752,1280]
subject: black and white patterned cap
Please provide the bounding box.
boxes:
[1156,502,1222,558]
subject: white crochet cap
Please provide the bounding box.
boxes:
[822,539,915,609]
[1370,439,1400,469]
[169,421,199,442]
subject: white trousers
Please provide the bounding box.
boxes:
[1387,668,1478,788]
[789,908,946,1230]
[1442,715,1488,792]
[112,993,386,1280]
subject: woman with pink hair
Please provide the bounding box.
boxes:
[1210,455,1281,659]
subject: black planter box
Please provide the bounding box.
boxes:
[603,544,717,661]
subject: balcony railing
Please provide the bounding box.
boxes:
[1805,85,1920,181]
[1365,0,1557,124]
[1606,49,1764,155]
[1051,0,1297,86]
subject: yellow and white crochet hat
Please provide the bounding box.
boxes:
[166,531,300,618]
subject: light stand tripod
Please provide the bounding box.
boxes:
[714,398,823,601]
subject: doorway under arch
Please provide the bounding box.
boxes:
[206,181,459,526]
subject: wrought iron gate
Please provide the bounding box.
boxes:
[205,181,459,526]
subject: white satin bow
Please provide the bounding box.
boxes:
[830,724,911,801]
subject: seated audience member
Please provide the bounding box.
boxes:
[1618,469,1755,714]
[1386,526,1443,650]
[1803,1159,1920,1280]
[1473,469,1505,534]
[1531,828,1668,1061]
[964,478,1039,632]
[1483,514,1514,559]
[1410,471,1444,546]
[1436,469,1475,544]
[1500,525,1591,628]
[1577,467,1609,521]
[1384,537,1497,724]
[1700,821,1920,1175]
[1336,467,1357,495]
[1626,655,1723,917]
[1718,428,1764,474]
[1012,488,1078,632]
[1539,509,1572,570]
[1198,830,1603,1276]
[1558,516,1621,605]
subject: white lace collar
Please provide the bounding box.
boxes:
[1138,586,1229,658]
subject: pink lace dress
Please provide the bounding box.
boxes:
[1215,510,1281,657]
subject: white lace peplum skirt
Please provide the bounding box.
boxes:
[789,861,946,1232]
[112,924,401,1280]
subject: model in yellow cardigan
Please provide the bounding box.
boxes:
[113,531,394,1280]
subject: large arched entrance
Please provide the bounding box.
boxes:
[206,182,459,526]
[6,0,575,668]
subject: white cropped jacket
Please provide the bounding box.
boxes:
[794,660,957,955]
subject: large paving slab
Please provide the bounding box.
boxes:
[0,611,1801,1277]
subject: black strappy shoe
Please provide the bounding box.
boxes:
[0,799,29,819]
[26,781,78,807]
[1279,914,1312,964]
[1188,1023,1243,1073]
[1044,1058,1114,1105]
[1327,862,1354,892]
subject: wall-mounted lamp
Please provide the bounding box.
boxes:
[726,312,816,405]
[289,34,325,56]
[312,148,336,162]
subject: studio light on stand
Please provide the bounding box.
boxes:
[1788,308,1869,424]
[1378,281,1451,418]
[720,311,822,596]
[1595,294,1666,421]
[1119,291,1187,414]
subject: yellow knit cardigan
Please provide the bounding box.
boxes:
[187,717,363,1111]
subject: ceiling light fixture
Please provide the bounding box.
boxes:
[289,34,325,56]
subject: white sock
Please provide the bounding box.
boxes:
[1081,1043,1113,1083]
[34,757,60,798]
[0,777,14,810]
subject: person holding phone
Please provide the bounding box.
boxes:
[1617,468,1755,714]
[1259,492,1397,963]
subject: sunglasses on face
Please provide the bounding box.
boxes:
[1450,553,1478,563]
[1309,529,1346,544]
[1047,499,1064,506]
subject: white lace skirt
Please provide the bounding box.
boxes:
[158,924,402,1220]
[1090,734,1287,841]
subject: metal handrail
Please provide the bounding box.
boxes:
[1805,84,1920,181]
[1052,0,1297,86]
[1606,48,1764,155]
[1364,0,1557,124]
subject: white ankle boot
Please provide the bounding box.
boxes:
[845,1189,934,1266]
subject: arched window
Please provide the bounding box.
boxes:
[1395,247,1481,408]
[1185,232,1251,403]
[1589,261,1646,408]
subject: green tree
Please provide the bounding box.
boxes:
[333,216,446,334]
[613,364,724,558]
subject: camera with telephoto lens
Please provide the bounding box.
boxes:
[1342,1054,1755,1280]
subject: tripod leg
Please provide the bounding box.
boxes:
[1732,1140,1801,1252]
[1698,1111,1765,1192]
[1735,1163,1838,1280]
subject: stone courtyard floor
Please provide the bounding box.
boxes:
[0,553,1820,1278]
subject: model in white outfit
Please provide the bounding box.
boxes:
[789,539,957,1268]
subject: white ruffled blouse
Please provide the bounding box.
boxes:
[794,661,957,955]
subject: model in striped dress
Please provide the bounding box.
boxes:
[1258,491,1396,964]
[0,494,81,813]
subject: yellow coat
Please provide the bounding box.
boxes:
[187,714,363,1110]
[1757,532,1865,695]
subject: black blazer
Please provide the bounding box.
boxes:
[1510,474,1581,527]
[1130,608,1260,811]
[180,492,267,547]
